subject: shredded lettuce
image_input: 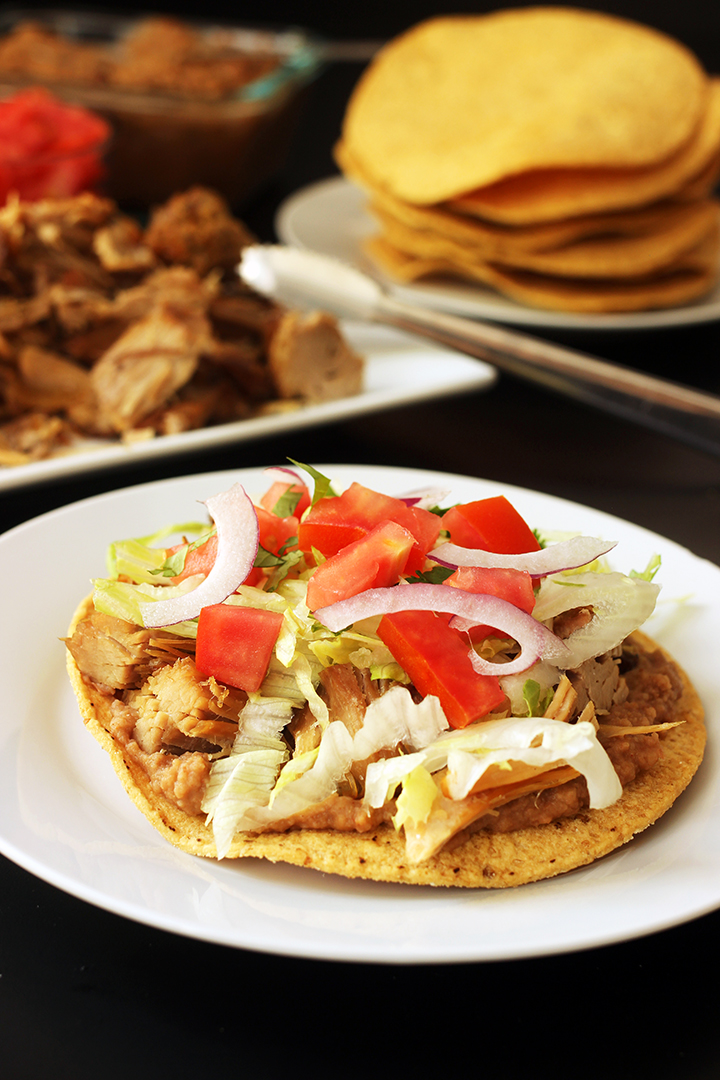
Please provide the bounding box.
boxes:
[631,553,662,582]
[393,765,439,832]
[92,576,201,637]
[106,521,210,582]
[202,696,294,857]
[532,570,660,668]
[364,713,622,829]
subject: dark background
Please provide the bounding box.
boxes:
[3,3,720,1079]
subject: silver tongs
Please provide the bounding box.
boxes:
[238,244,720,458]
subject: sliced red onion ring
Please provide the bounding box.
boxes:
[429,535,617,579]
[139,482,259,628]
[263,466,304,486]
[313,583,568,677]
[396,486,451,509]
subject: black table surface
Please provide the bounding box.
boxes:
[3,4,720,1078]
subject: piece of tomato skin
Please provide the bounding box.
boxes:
[446,565,536,642]
[298,482,441,572]
[377,609,506,729]
[260,479,311,520]
[195,604,284,693]
[443,495,541,554]
[306,520,417,610]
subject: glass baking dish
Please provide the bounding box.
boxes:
[0,8,323,208]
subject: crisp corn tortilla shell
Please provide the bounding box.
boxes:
[340,10,709,205]
[66,598,705,888]
[443,79,720,225]
[365,228,720,314]
[364,179,720,257]
[370,198,720,280]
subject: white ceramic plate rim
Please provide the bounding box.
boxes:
[0,322,494,493]
[276,176,720,331]
[1,464,718,964]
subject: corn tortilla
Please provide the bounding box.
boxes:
[337,75,720,227]
[66,598,706,888]
[365,182,720,258]
[370,198,720,279]
[341,9,709,206]
[365,224,720,314]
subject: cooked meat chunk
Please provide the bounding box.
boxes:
[145,187,255,275]
[125,657,241,752]
[108,697,213,816]
[0,411,71,463]
[92,218,157,274]
[553,605,594,639]
[90,302,212,432]
[13,345,94,420]
[569,649,628,714]
[319,664,368,738]
[268,310,364,402]
[65,612,158,690]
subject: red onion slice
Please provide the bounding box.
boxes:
[139,482,259,628]
[312,582,568,677]
[429,535,617,579]
[263,466,304,486]
[397,486,451,509]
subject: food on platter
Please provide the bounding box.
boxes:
[0,13,322,207]
[335,8,720,313]
[65,465,705,887]
[0,16,280,101]
[0,187,362,468]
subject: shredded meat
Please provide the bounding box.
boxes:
[125,657,242,753]
[0,186,363,464]
[319,664,368,738]
[65,612,158,690]
[0,18,279,102]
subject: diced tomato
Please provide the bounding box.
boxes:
[167,501,299,589]
[195,604,284,693]
[377,609,506,729]
[260,478,311,520]
[447,564,536,642]
[168,533,218,583]
[298,482,441,574]
[255,505,299,556]
[306,520,416,610]
[0,88,109,205]
[443,495,541,554]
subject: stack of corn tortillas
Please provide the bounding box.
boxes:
[335,7,720,313]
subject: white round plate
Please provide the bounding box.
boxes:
[0,464,717,963]
[276,176,720,331]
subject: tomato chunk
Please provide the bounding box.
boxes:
[447,565,536,642]
[306,521,416,610]
[443,495,541,554]
[195,604,283,693]
[260,478,311,519]
[298,482,441,573]
[377,609,505,729]
[167,533,218,583]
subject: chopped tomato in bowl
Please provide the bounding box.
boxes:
[0,87,110,204]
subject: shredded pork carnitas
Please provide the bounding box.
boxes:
[0,186,363,466]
